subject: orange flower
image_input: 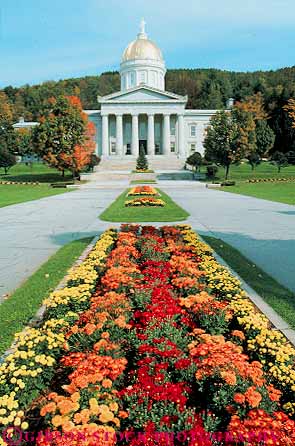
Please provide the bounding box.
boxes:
[99,410,114,423]
[40,402,57,416]
[51,415,63,427]
[57,399,79,415]
[102,379,112,389]
[231,330,245,340]
[85,323,97,335]
[220,371,237,386]
[245,387,262,408]
[233,393,246,404]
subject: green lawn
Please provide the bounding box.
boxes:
[0,184,70,208]
[201,162,295,205]
[0,163,73,184]
[220,182,295,205]
[201,161,295,182]
[202,235,295,329]
[0,237,92,355]
[130,179,157,184]
[100,188,189,222]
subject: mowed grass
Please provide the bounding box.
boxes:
[0,163,73,183]
[0,237,92,355]
[220,182,295,205]
[200,161,295,182]
[100,188,189,222]
[130,180,157,184]
[0,184,70,208]
[202,235,295,328]
[200,162,295,205]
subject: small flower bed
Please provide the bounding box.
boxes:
[248,177,295,183]
[1,225,295,446]
[125,197,165,207]
[127,186,158,196]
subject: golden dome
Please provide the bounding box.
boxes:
[121,19,163,63]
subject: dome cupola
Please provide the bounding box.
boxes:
[120,19,166,91]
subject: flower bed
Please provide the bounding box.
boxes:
[125,197,165,207]
[127,186,158,196]
[248,177,295,183]
[1,225,295,446]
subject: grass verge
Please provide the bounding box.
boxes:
[0,237,92,355]
[202,235,295,328]
[100,188,189,222]
[130,180,157,184]
[0,163,73,184]
[220,182,295,205]
[0,184,71,208]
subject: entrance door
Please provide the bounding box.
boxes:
[139,140,147,155]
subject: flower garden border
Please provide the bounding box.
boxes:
[1,234,100,362]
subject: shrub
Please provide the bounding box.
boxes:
[206,165,218,178]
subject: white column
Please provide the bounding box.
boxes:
[116,114,123,157]
[102,114,109,157]
[147,114,155,156]
[163,113,171,155]
[132,114,139,157]
[177,114,185,158]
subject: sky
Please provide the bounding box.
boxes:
[1,0,295,88]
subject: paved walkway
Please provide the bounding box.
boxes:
[0,184,123,298]
[1,175,294,297]
[160,181,295,293]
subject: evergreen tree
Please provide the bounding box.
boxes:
[136,146,149,171]
[186,152,203,171]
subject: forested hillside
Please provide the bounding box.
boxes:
[2,66,295,152]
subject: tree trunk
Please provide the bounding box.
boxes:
[61,170,65,177]
[4,167,8,175]
[278,165,281,173]
[225,164,230,180]
[251,164,255,171]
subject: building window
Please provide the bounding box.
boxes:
[170,142,175,153]
[139,71,146,84]
[155,143,160,155]
[190,125,196,137]
[130,71,135,87]
[190,143,196,153]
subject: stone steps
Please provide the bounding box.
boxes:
[96,156,185,171]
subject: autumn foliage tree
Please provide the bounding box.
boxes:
[235,93,275,156]
[284,98,295,128]
[33,95,95,179]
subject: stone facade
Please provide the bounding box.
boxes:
[86,20,219,161]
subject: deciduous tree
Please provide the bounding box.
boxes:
[271,151,288,173]
[33,96,95,179]
[204,110,256,179]
[255,120,275,156]
[0,148,16,174]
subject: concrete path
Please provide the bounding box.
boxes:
[1,175,294,297]
[160,181,295,293]
[0,184,123,298]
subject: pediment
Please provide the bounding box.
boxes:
[99,86,186,103]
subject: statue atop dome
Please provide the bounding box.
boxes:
[138,18,147,39]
